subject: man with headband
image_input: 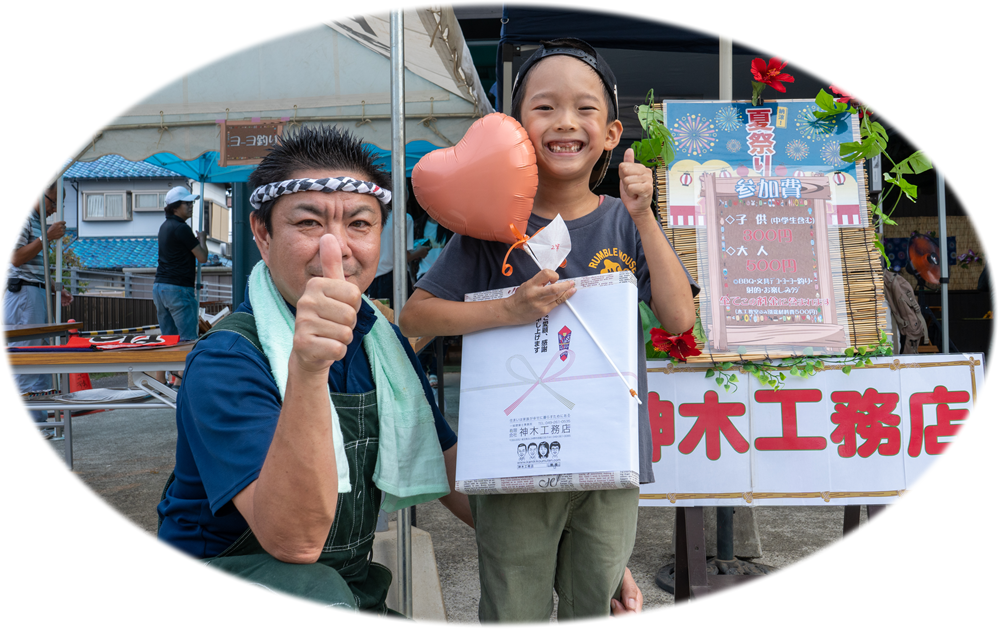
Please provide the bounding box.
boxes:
[157,125,472,613]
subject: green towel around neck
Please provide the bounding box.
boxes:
[248,260,450,511]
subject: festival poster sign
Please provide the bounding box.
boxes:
[663,100,865,353]
[702,173,844,349]
[456,271,640,494]
[639,354,983,507]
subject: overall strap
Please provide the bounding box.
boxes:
[198,311,263,355]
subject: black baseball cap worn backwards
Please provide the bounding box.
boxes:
[510,38,619,190]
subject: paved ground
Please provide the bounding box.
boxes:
[47,370,863,621]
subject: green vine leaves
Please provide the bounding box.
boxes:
[631,89,676,168]
[643,305,893,394]
[812,88,933,262]
[702,330,893,393]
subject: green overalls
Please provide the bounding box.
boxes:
[163,313,396,613]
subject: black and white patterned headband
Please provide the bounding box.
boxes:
[249,177,391,210]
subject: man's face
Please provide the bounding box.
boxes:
[528,445,537,459]
[36,185,58,217]
[175,202,194,221]
[517,445,526,459]
[251,168,383,305]
[551,445,560,457]
[518,55,621,186]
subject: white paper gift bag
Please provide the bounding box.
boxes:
[456,270,640,494]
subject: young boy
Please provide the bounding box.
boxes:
[400,38,698,621]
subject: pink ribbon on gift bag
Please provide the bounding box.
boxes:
[461,352,638,416]
[504,352,578,415]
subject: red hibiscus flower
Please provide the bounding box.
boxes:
[751,57,795,92]
[650,327,702,362]
[829,85,868,119]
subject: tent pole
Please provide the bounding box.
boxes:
[390,8,414,619]
[502,42,514,114]
[717,32,735,561]
[55,175,64,325]
[231,183,262,308]
[197,176,205,305]
[719,38,733,100]
[39,190,52,325]
[938,171,950,353]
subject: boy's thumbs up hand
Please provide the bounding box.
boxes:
[291,234,362,375]
[618,147,654,222]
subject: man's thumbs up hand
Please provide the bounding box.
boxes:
[320,232,346,281]
[292,234,362,375]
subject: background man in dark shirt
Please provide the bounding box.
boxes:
[153,186,208,342]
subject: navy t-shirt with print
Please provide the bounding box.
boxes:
[415,196,699,484]
[157,297,457,559]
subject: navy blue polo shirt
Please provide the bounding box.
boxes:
[157,297,456,559]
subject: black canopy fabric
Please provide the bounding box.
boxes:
[498,7,733,52]
[494,6,760,111]
[494,5,829,107]
[494,6,829,194]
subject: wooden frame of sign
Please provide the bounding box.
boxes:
[654,101,886,362]
[701,174,846,350]
[219,120,285,167]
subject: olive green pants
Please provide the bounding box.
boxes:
[470,487,639,622]
[204,530,396,612]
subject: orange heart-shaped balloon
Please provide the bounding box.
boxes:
[412,113,537,244]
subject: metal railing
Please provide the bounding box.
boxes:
[52,267,232,302]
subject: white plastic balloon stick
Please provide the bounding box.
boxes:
[522,228,641,405]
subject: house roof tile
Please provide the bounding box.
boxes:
[64,236,231,270]
[66,237,160,270]
[64,155,181,180]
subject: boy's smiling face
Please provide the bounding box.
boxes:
[519,55,622,186]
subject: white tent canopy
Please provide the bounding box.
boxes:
[327,8,491,118]
[75,8,492,164]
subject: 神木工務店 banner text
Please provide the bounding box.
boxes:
[640,354,982,507]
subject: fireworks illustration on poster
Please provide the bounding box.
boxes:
[821,139,846,167]
[672,113,717,156]
[714,106,744,132]
[558,326,572,361]
[786,138,809,160]
[795,107,837,142]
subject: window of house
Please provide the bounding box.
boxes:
[133,191,169,211]
[205,200,230,243]
[83,192,131,221]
